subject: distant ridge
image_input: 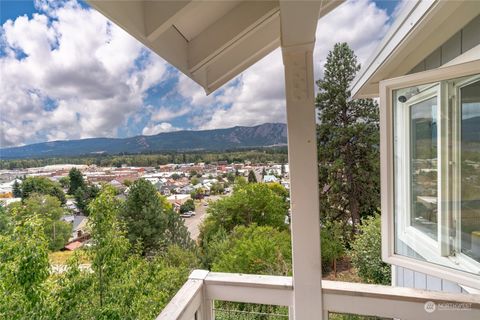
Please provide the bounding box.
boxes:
[0,123,287,160]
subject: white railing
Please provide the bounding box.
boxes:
[157,270,480,320]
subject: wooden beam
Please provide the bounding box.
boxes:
[188,1,280,73]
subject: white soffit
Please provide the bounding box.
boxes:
[351,0,480,99]
[87,0,343,94]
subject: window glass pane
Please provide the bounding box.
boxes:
[410,97,438,240]
[461,80,480,262]
[392,74,480,279]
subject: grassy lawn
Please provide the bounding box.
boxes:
[49,250,90,265]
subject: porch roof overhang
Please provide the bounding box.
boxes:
[87,0,342,95]
[351,0,480,99]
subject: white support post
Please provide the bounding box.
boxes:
[282,46,323,319]
[188,270,213,320]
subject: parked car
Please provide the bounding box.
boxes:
[180,212,193,218]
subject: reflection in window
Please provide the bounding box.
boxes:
[461,80,480,262]
[410,97,438,240]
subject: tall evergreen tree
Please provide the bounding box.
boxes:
[21,176,66,205]
[247,170,257,183]
[12,180,22,198]
[121,179,192,255]
[74,183,100,216]
[315,42,380,234]
[68,168,85,195]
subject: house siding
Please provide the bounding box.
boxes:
[408,15,480,74]
[395,240,467,293]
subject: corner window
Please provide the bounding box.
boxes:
[381,61,480,289]
[459,79,480,263]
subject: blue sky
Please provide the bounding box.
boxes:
[0,0,402,147]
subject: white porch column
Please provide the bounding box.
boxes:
[280,2,323,318]
[282,45,323,320]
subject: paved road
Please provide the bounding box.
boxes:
[183,195,222,240]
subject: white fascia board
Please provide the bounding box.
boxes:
[350,0,436,98]
[193,13,281,94]
[188,1,280,73]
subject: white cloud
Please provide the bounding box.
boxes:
[0,0,169,147]
[180,0,391,130]
[1,0,397,147]
[142,122,180,135]
[151,106,189,122]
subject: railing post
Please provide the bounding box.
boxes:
[189,270,212,320]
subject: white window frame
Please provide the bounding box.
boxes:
[396,84,444,258]
[453,75,480,270]
[380,60,480,289]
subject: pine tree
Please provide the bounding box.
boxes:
[315,42,380,234]
[12,180,22,198]
[121,179,192,255]
[247,170,257,183]
[68,168,85,195]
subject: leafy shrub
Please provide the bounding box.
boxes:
[349,214,391,284]
[211,224,292,276]
[321,221,346,273]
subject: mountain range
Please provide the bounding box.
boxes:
[0,123,287,159]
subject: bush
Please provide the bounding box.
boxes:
[179,199,195,213]
[349,214,391,284]
[321,221,346,273]
[211,224,292,276]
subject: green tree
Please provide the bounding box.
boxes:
[164,211,194,251]
[0,204,11,234]
[233,176,247,190]
[247,170,257,183]
[88,186,130,313]
[10,194,72,251]
[179,199,195,213]
[21,176,66,205]
[0,215,55,319]
[68,168,85,195]
[321,221,346,275]
[350,214,391,285]
[210,225,291,319]
[210,182,224,195]
[266,182,289,201]
[59,176,70,190]
[199,183,288,248]
[316,42,380,234]
[74,183,100,215]
[122,179,133,187]
[121,179,192,255]
[226,172,235,183]
[53,187,197,320]
[190,177,200,186]
[212,224,292,276]
[12,180,22,198]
